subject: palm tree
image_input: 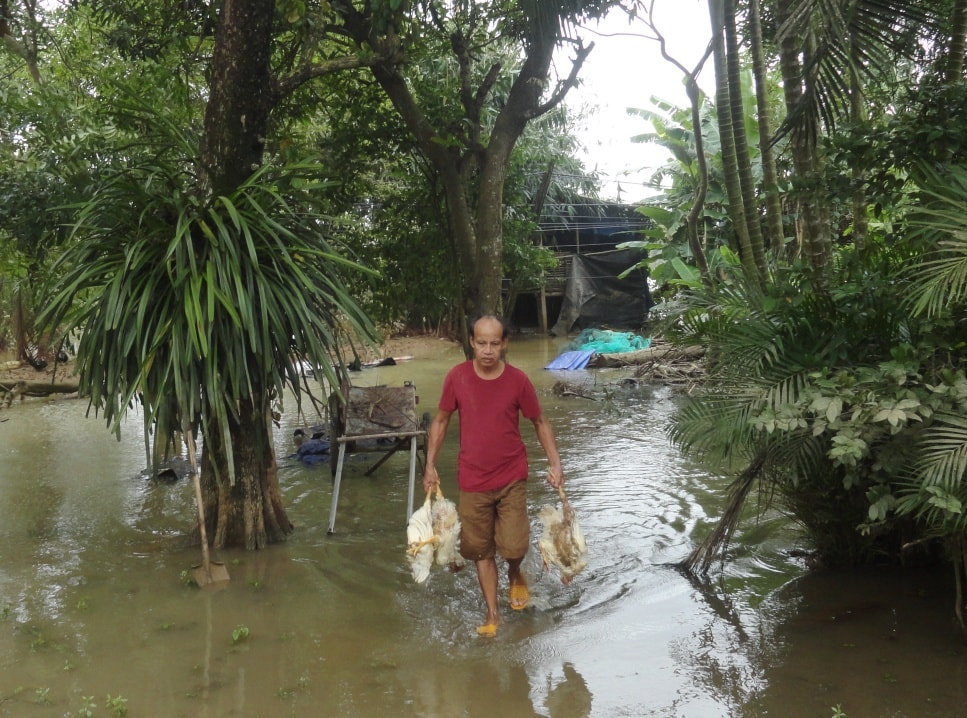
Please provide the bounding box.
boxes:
[747,0,786,257]
[709,0,759,282]
[770,0,939,270]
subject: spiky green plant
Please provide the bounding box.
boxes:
[37,95,378,546]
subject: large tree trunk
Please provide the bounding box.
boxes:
[196,0,293,548]
[201,398,292,550]
[199,0,274,195]
[467,38,557,319]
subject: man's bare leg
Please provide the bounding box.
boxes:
[475,557,500,635]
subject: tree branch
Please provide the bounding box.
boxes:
[274,53,382,100]
[532,40,593,118]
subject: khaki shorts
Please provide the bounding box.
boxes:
[458,480,529,561]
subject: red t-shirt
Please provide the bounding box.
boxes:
[439,361,542,492]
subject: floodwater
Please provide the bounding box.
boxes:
[1,335,965,718]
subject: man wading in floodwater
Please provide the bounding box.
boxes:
[422,315,565,636]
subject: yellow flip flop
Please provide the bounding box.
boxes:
[476,621,498,637]
[509,581,529,611]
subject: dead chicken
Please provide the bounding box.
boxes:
[406,490,436,583]
[430,487,465,571]
[538,485,588,585]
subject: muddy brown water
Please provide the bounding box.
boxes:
[1,335,965,717]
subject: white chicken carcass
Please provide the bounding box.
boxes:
[430,487,465,570]
[406,490,436,583]
[538,485,588,585]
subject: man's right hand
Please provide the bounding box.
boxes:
[422,466,440,493]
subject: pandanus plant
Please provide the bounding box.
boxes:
[38,94,379,549]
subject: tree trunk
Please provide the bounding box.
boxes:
[338,4,584,325]
[939,0,967,165]
[202,398,292,550]
[648,6,713,286]
[199,0,274,195]
[946,0,967,83]
[196,0,293,548]
[684,76,713,287]
[708,0,757,280]
[849,55,869,251]
[748,0,786,258]
[723,0,767,285]
[0,379,78,398]
[776,0,831,274]
[1,0,42,84]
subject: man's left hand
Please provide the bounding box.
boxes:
[546,466,564,489]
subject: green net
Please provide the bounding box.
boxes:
[562,329,651,354]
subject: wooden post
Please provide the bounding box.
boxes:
[539,284,548,335]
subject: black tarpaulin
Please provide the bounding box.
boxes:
[551,248,652,336]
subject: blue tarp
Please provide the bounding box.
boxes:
[544,350,595,371]
[295,438,331,465]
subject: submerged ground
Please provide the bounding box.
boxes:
[1,333,965,717]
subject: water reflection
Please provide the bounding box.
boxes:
[544,663,592,717]
[0,336,963,716]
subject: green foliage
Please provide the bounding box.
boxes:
[903,163,967,318]
[37,89,378,473]
[769,0,938,145]
[294,41,597,330]
[630,95,730,240]
[3,0,609,353]
[670,231,967,567]
[334,153,459,330]
[626,86,788,299]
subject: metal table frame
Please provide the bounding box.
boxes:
[326,382,427,534]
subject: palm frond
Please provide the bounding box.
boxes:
[775,0,939,140]
[911,413,967,491]
[904,164,967,317]
[897,413,967,537]
[679,453,766,575]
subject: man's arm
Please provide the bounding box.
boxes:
[532,413,564,488]
[422,409,453,492]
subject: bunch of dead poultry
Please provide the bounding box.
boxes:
[538,486,588,585]
[406,487,463,582]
